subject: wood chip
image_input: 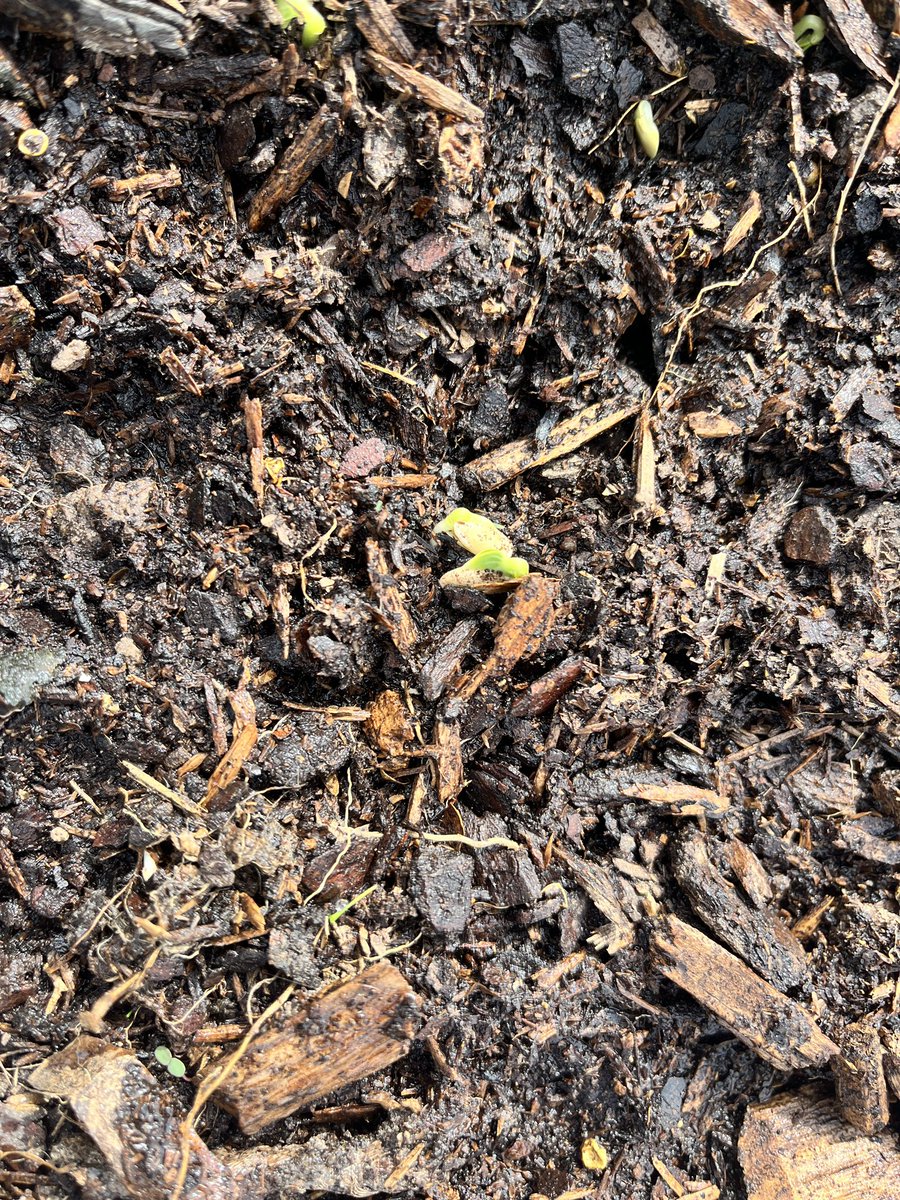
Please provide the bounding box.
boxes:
[248,105,340,231]
[451,575,558,704]
[29,1036,241,1200]
[821,0,892,82]
[364,688,415,760]
[722,189,762,255]
[355,0,415,62]
[368,52,484,123]
[243,396,265,508]
[209,963,421,1134]
[858,667,900,718]
[465,396,640,491]
[675,0,801,65]
[631,9,685,75]
[365,539,419,657]
[672,829,809,991]
[205,722,258,804]
[107,168,182,197]
[621,779,729,818]
[652,915,838,1071]
[685,411,742,438]
[0,284,35,352]
[739,1087,900,1200]
[430,718,464,806]
[509,654,585,718]
[833,1021,890,1134]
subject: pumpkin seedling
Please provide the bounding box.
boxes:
[793,14,826,51]
[634,100,659,160]
[433,508,515,557]
[275,0,326,48]
[154,1045,187,1078]
[439,549,530,594]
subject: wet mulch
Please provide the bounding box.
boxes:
[2,0,900,1197]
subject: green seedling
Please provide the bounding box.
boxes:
[434,508,515,557]
[439,549,530,593]
[634,100,659,160]
[275,0,326,48]
[793,14,826,51]
[154,1045,187,1078]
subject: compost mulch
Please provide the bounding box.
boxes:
[2,0,900,1197]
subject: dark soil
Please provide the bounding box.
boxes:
[2,1,900,1197]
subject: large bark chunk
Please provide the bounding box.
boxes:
[210,963,421,1134]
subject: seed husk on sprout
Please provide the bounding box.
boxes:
[633,100,659,160]
[439,549,530,593]
[433,508,515,557]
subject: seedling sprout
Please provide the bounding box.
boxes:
[275,0,326,48]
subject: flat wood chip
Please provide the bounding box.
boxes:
[652,915,838,1071]
[368,52,484,122]
[209,963,421,1133]
[739,1088,900,1200]
[465,397,640,491]
[248,106,340,231]
[366,539,419,657]
[452,575,558,703]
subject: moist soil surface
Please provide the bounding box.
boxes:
[2,1,900,1198]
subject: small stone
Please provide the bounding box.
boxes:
[51,339,91,373]
[784,507,839,565]
[115,635,144,663]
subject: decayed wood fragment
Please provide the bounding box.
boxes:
[622,779,728,818]
[2,0,187,57]
[356,0,416,62]
[0,285,35,353]
[366,540,419,657]
[451,575,557,703]
[419,618,478,701]
[652,915,838,1071]
[833,1021,890,1134]
[671,829,809,991]
[108,168,182,196]
[739,1088,900,1200]
[820,0,892,82]
[29,1036,242,1200]
[430,718,464,806]
[368,52,484,122]
[881,1022,900,1099]
[675,0,801,64]
[465,397,640,491]
[248,106,340,230]
[509,655,585,718]
[210,963,421,1133]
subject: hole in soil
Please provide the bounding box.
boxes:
[617,311,659,388]
[662,632,698,678]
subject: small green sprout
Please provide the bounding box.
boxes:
[465,550,529,578]
[634,100,659,160]
[793,14,826,52]
[434,508,515,557]
[275,0,327,48]
[154,1045,187,1078]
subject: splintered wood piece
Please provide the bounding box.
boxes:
[820,0,892,82]
[419,617,479,701]
[248,106,340,230]
[1,0,187,57]
[243,395,265,507]
[366,540,419,657]
[509,655,585,718]
[0,285,35,352]
[722,190,762,255]
[368,52,483,122]
[631,8,685,74]
[621,780,728,818]
[364,688,415,760]
[881,1024,900,1099]
[108,168,182,196]
[675,0,801,64]
[739,1088,900,1200]
[205,722,258,804]
[652,916,838,1072]
[356,0,416,62]
[430,718,464,806]
[672,829,809,991]
[209,963,421,1134]
[833,1022,890,1134]
[465,397,640,491]
[451,575,558,703]
[29,1036,241,1200]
